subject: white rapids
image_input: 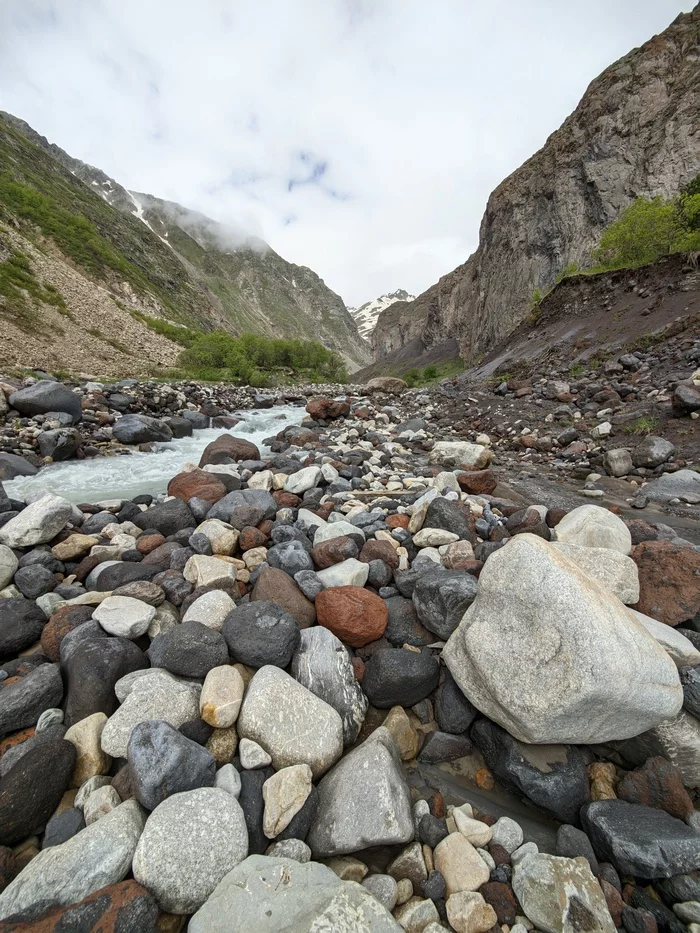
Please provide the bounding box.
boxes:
[4,405,304,505]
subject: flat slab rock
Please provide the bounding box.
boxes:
[189,855,403,933]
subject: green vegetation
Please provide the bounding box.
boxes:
[402,358,464,387]
[623,414,658,436]
[589,175,700,272]
[128,309,200,347]
[173,331,348,386]
[568,362,585,378]
[0,248,70,329]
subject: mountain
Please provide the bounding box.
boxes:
[368,6,699,375]
[0,112,370,375]
[348,289,415,340]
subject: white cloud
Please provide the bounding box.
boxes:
[0,0,693,305]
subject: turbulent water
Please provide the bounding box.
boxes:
[4,405,304,505]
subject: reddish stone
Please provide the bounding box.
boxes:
[142,542,182,566]
[429,792,445,819]
[477,811,497,826]
[167,470,227,505]
[238,526,268,551]
[351,657,365,682]
[487,843,511,866]
[626,519,659,545]
[386,514,410,530]
[40,605,94,662]
[0,845,15,894]
[112,763,135,802]
[72,554,102,584]
[136,533,166,554]
[0,727,35,762]
[601,879,624,927]
[315,502,335,522]
[198,434,260,467]
[450,559,484,578]
[272,491,302,509]
[354,406,372,419]
[305,397,351,420]
[311,536,359,570]
[631,540,700,626]
[251,567,315,628]
[481,881,519,925]
[616,756,694,822]
[358,539,399,569]
[0,880,159,931]
[258,520,274,537]
[457,470,497,495]
[545,507,568,528]
[315,586,388,648]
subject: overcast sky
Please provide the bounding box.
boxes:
[0,1,693,307]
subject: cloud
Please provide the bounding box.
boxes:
[0,0,694,306]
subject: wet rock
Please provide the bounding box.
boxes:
[556,824,599,875]
[37,428,81,461]
[199,434,260,466]
[168,470,226,504]
[133,497,195,537]
[113,414,173,444]
[435,670,478,734]
[616,756,694,822]
[418,731,472,763]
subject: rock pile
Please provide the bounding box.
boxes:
[0,391,699,931]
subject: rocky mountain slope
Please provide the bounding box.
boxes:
[0,113,369,374]
[348,289,415,340]
[370,5,700,371]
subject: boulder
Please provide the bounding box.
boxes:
[512,853,615,933]
[237,666,343,778]
[305,398,351,420]
[443,535,682,744]
[553,505,632,554]
[602,448,633,478]
[132,787,248,914]
[189,855,402,932]
[168,470,227,505]
[364,376,407,394]
[638,470,700,505]
[147,621,228,678]
[222,601,300,668]
[631,541,700,626]
[199,434,260,467]
[9,381,82,422]
[128,720,216,810]
[92,595,156,638]
[632,436,676,469]
[37,428,81,461]
[0,453,39,481]
[429,442,494,469]
[315,586,388,647]
[0,800,146,922]
[581,799,700,879]
[362,648,440,709]
[308,728,413,857]
[112,414,173,444]
[133,498,195,537]
[0,881,158,931]
[0,494,72,548]
[0,597,46,659]
[0,663,63,736]
[291,627,368,745]
[412,569,478,639]
[552,543,639,603]
[251,566,316,628]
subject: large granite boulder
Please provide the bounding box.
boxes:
[112,414,173,444]
[443,535,682,744]
[0,494,73,548]
[9,381,82,423]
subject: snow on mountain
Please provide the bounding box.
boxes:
[348,290,415,341]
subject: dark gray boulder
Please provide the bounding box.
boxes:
[0,453,39,481]
[581,799,700,878]
[0,663,63,737]
[0,598,47,660]
[37,428,81,461]
[113,414,173,445]
[412,569,478,640]
[9,381,82,423]
[148,621,229,678]
[134,498,195,537]
[127,720,216,810]
[361,648,440,709]
[435,670,478,734]
[223,601,299,669]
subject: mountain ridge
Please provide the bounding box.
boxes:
[348,289,415,340]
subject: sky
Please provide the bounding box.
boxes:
[0,1,694,307]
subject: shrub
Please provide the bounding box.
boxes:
[422,364,438,381]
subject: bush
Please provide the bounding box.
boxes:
[176,331,348,384]
[422,364,438,381]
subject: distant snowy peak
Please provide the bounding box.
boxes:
[348,290,415,340]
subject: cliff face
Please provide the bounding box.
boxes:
[372,6,700,366]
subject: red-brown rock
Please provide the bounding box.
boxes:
[631,540,700,626]
[386,514,410,530]
[72,554,102,584]
[315,586,388,648]
[167,470,227,505]
[0,880,159,931]
[305,397,351,420]
[616,756,694,822]
[457,470,498,495]
[251,567,315,628]
[358,540,399,569]
[480,881,519,925]
[40,605,94,662]
[351,657,365,682]
[0,727,35,762]
[311,537,359,569]
[238,526,268,552]
[601,879,624,927]
[272,491,302,509]
[136,533,166,554]
[199,434,260,467]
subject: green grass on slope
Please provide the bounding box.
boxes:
[0,247,71,331]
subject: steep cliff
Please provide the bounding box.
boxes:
[372,6,700,367]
